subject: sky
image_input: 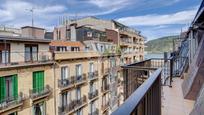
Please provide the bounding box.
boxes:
[0,0,202,40]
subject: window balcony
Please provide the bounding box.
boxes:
[0,93,26,114]
[58,100,75,114]
[101,101,109,112]
[0,51,53,69]
[29,85,51,101]
[88,71,99,81]
[75,74,87,85]
[88,90,99,100]
[101,84,110,94]
[74,95,87,110]
[89,108,99,115]
[58,77,75,90]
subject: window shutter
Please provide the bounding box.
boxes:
[33,71,44,93]
[12,74,18,99]
[0,77,6,103]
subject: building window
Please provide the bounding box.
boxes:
[89,63,94,73]
[76,87,81,100]
[33,101,46,115]
[25,44,38,62]
[33,71,44,93]
[61,66,68,80]
[0,43,10,64]
[90,101,96,114]
[76,64,82,76]
[110,59,116,68]
[60,91,71,111]
[0,74,18,103]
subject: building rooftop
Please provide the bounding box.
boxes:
[0,35,51,43]
[50,40,84,47]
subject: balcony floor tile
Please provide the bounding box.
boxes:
[162,78,194,115]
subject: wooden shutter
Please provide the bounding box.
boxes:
[0,77,5,103]
[33,71,44,93]
[12,74,18,99]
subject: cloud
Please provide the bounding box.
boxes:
[88,0,130,8]
[0,0,66,29]
[117,8,197,26]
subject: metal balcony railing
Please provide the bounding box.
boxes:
[58,77,75,89]
[0,92,26,112]
[112,69,162,115]
[58,100,75,114]
[75,74,87,85]
[29,85,51,100]
[111,57,176,115]
[0,51,53,68]
[88,71,99,80]
[101,84,110,93]
[75,95,87,109]
[88,90,99,100]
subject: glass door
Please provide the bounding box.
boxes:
[33,102,46,115]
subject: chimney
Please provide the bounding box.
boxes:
[21,26,45,39]
[70,23,77,41]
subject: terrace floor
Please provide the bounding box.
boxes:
[162,78,195,115]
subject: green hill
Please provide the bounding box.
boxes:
[145,36,179,53]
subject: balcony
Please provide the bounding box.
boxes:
[75,74,87,85]
[101,101,109,112]
[29,85,51,101]
[88,90,99,100]
[75,95,87,110]
[0,93,26,114]
[54,51,100,60]
[0,51,53,69]
[111,57,175,115]
[88,71,99,81]
[89,108,99,115]
[58,77,75,90]
[101,84,110,94]
[58,100,75,114]
[102,68,110,76]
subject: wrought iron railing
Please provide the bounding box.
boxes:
[0,92,26,111]
[111,57,175,115]
[112,69,162,115]
[88,90,99,100]
[58,77,75,88]
[0,51,53,67]
[29,85,51,99]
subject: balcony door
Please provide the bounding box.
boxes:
[33,71,44,93]
[0,75,18,103]
[76,64,82,80]
[33,101,45,115]
[0,43,10,64]
[61,66,68,79]
[76,87,81,100]
[25,44,38,62]
[89,63,94,73]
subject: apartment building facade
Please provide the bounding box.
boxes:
[0,26,123,115]
[54,50,121,115]
[0,27,54,115]
[54,17,145,65]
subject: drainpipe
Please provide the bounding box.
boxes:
[52,52,57,115]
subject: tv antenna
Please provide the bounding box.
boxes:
[26,7,35,27]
